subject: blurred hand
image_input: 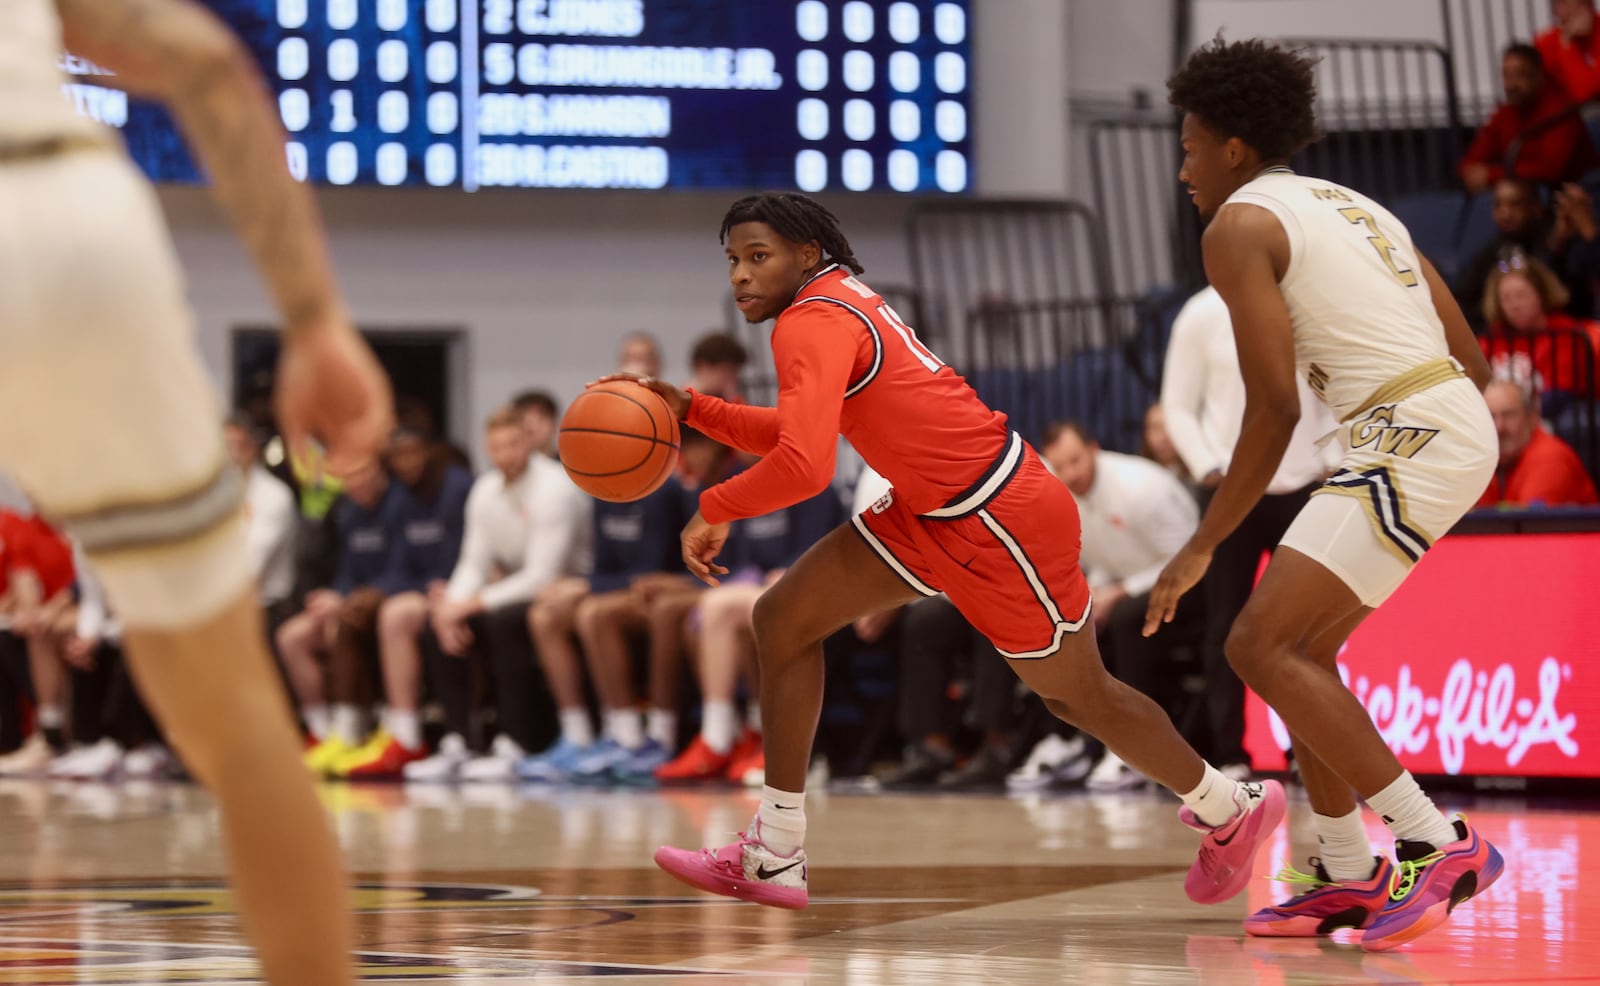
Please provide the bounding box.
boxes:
[680,511,731,586]
[1558,183,1598,240]
[304,589,343,618]
[1462,164,1492,195]
[1143,542,1213,637]
[1201,469,1224,489]
[852,606,899,643]
[587,371,691,420]
[64,635,98,671]
[430,598,479,657]
[275,321,394,480]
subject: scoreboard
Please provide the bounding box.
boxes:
[63,0,973,193]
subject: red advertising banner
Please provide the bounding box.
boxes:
[1244,533,1598,777]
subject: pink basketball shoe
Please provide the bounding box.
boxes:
[653,829,809,910]
[1360,816,1503,952]
[1179,779,1287,904]
[1245,856,1393,937]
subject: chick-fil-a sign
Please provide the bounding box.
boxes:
[1244,533,1598,777]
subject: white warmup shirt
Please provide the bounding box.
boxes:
[1161,286,1340,493]
[446,455,592,610]
[1072,451,1199,597]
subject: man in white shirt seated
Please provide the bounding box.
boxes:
[407,405,591,783]
[1040,421,1204,791]
[1160,287,1339,775]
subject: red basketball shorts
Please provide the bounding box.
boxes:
[852,433,1092,659]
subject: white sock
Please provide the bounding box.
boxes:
[559,707,595,747]
[1365,772,1458,848]
[36,705,63,729]
[331,704,362,745]
[757,784,806,856]
[1179,763,1246,828]
[302,704,331,741]
[703,700,739,754]
[647,708,677,749]
[386,709,422,751]
[745,701,762,735]
[605,708,645,750]
[1314,809,1379,882]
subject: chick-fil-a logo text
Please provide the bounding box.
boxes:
[1263,653,1578,776]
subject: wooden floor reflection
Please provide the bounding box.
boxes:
[0,778,1589,983]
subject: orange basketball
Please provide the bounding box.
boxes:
[558,381,681,502]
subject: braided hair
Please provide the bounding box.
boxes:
[719,192,864,274]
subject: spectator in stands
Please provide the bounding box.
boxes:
[513,389,560,459]
[338,429,473,779]
[1548,180,1600,314]
[223,414,297,632]
[1139,403,1195,493]
[1161,286,1339,776]
[1456,180,1561,318]
[51,551,167,780]
[1482,253,1600,400]
[408,406,591,782]
[519,451,696,784]
[1040,421,1202,792]
[687,332,750,402]
[654,453,843,786]
[280,461,399,773]
[1477,376,1600,506]
[616,332,663,378]
[0,510,76,775]
[1538,0,1600,102]
[1460,43,1595,194]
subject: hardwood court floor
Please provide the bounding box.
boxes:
[0,778,1588,983]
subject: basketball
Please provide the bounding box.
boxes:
[558,381,681,502]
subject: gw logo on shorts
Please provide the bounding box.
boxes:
[1349,405,1439,459]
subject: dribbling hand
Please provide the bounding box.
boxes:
[587,372,691,420]
[681,511,731,586]
[275,319,394,480]
[1142,541,1213,637]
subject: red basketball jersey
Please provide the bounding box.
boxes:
[692,265,1012,523]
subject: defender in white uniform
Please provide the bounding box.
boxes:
[4,2,392,983]
[1227,169,1496,601]
[1156,39,1503,952]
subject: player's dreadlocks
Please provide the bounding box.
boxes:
[719,192,865,274]
[1167,38,1321,163]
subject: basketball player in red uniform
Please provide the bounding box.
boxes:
[602,192,1282,909]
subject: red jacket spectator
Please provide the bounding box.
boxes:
[1461,45,1596,189]
[1478,378,1600,507]
[0,511,75,602]
[1537,3,1600,102]
[1477,427,1599,506]
[1482,255,1600,396]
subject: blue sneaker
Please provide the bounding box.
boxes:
[570,739,637,784]
[516,738,591,783]
[612,739,672,785]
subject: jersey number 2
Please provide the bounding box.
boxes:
[839,275,947,374]
[1339,208,1420,287]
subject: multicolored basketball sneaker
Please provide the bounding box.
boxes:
[1360,816,1503,952]
[1179,779,1287,904]
[1245,856,1394,937]
[653,821,808,910]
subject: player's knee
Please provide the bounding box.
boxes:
[378,594,425,636]
[1224,615,1280,685]
[750,588,818,655]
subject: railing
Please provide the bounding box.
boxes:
[1087,116,1205,297]
[1441,0,1549,123]
[906,199,1115,367]
[1281,37,1466,203]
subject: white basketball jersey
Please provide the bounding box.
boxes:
[1224,169,1449,421]
[0,0,101,144]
